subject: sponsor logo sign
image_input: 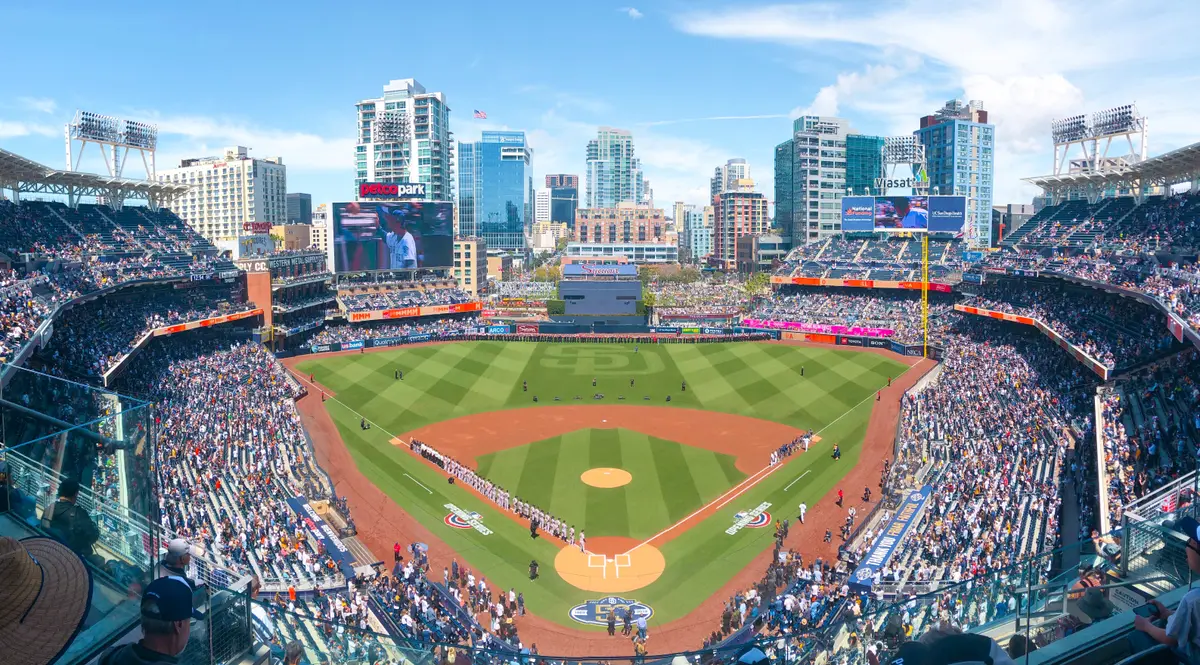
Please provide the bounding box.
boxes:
[570,597,653,626]
[443,504,491,535]
[345,341,364,350]
[701,327,728,336]
[516,323,539,334]
[359,182,427,199]
[726,502,772,535]
[311,344,332,353]
[486,325,511,334]
[741,319,894,338]
[732,509,772,529]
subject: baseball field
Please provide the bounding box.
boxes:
[294,340,909,635]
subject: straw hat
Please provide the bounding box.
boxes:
[0,536,93,665]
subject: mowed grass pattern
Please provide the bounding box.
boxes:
[475,428,745,540]
[297,341,905,434]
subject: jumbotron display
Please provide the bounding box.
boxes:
[841,194,967,233]
[331,200,453,271]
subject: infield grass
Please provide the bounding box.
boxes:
[297,341,907,629]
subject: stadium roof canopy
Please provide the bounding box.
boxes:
[0,147,189,209]
[1024,140,1200,200]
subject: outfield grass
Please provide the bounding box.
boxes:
[475,428,746,539]
[298,342,907,628]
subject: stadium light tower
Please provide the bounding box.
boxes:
[373,110,412,183]
[882,136,927,193]
[66,110,159,209]
[1051,104,1147,177]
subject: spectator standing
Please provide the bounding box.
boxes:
[42,479,100,563]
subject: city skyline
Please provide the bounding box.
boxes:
[0,1,1195,214]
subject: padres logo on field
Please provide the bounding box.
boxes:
[569,596,654,626]
[733,510,772,529]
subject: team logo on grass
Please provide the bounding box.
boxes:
[443,504,491,535]
[726,502,772,535]
[569,596,654,626]
[733,509,772,529]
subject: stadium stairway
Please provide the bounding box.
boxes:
[35,202,89,243]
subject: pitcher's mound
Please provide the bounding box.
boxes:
[580,467,632,488]
[555,542,665,593]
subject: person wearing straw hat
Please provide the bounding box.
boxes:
[99,575,203,665]
[0,535,93,665]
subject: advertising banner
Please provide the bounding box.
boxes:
[650,326,681,334]
[516,324,540,334]
[1168,313,1186,343]
[962,272,984,284]
[407,333,432,343]
[152,308,264,336]
[889,340,907,355]
[347,301,483,323]
[840,196,877,233]
[370,337,405,348]
[852,486,933,587]
[285,497,356,580]
[562,264,639,278]
[867,338,891,349]
[928,196,967,234]
[954,304,1035,326]
[962,250,984,263]
[770,276,952,292]
[701,327,729,336]
[311,344,332,353]
[344,340,364,351]
[806,333,837,344]
[839,336,864,346]
[331,200,454,272]
[740,318,895,338]
[681,327,701,335]
[486,325,512,334]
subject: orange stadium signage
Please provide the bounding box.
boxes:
[771,276,952,293]
[347,300,483,323]
[152,308,264,336]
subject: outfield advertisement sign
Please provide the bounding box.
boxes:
[650,326,681,334]
[487,325,512,334]
[840,196,877,233]
[741,318,895,338]
[308,330,465,354]
[851,486,933,587]
[285,497,356,580]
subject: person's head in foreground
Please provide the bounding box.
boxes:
[0,535,92,665]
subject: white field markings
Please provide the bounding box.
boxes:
[622,360,919,556]
[784,469,811,492]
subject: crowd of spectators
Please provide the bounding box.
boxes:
[748,287,954,344]
[308,316,480,346]
[493,281,556,300]
[40,283,251,376]
[1099,351,1200,526]
[651,281,755,318]
[341,287,473,312]
[966,279,1175,369]
[115,336,345,592]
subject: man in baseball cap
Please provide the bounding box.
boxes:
[99,576,202,664]
[156,538,201,588]
[1131,517,1200,662]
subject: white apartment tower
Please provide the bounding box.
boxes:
[791,116,850,243]
[355,78,453,201]
[535,189,552,223]
[710,158,750,199]
[157,146,285,258]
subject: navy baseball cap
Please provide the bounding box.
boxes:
[1171,517,1200,543]
[142,576,203,621]
[888,642,929,665]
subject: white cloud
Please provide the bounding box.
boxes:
[0,120,57,139]
[132,113,353,172]
[17,97,57,114]
[620,7,643,19]
[674,0,1200,205]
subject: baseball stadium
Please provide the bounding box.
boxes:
[1,101,1200,665]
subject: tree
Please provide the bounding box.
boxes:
[641,287,657,308]
[555,237,570,252]
[637,265,654,285]
[743,272,770,297]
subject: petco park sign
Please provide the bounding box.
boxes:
[359,182,426,199]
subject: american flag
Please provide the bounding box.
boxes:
[473,109,487,119]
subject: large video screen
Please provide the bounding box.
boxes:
[840,195,966,234]
[332,201,453,271]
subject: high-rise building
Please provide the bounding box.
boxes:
[311,204,330,255]
[585,127,644,208]
[845,135,885,196]
[710,158,750,199]
[535,189,551,222]
[712,179,769,270]
[915,99,995,246]
[355,79,453,201]
[457,131,533,251]
[286,192,312,225]
[157,145,285,258]
[453,238,488,296]
[678,204,712,263]
[545,174,579,226]
[774,140,793,241]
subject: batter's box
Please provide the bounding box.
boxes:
[587,554,609,578]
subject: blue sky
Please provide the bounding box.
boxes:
[2,0,1197,213]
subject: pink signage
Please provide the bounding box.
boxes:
[742,318,895,337]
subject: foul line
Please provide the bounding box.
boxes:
[624,361,920,556]
[784,470,811,492]
[404,473,433,494]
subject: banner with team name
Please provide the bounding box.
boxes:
[285,497,356,580]
[851,485,932,587]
